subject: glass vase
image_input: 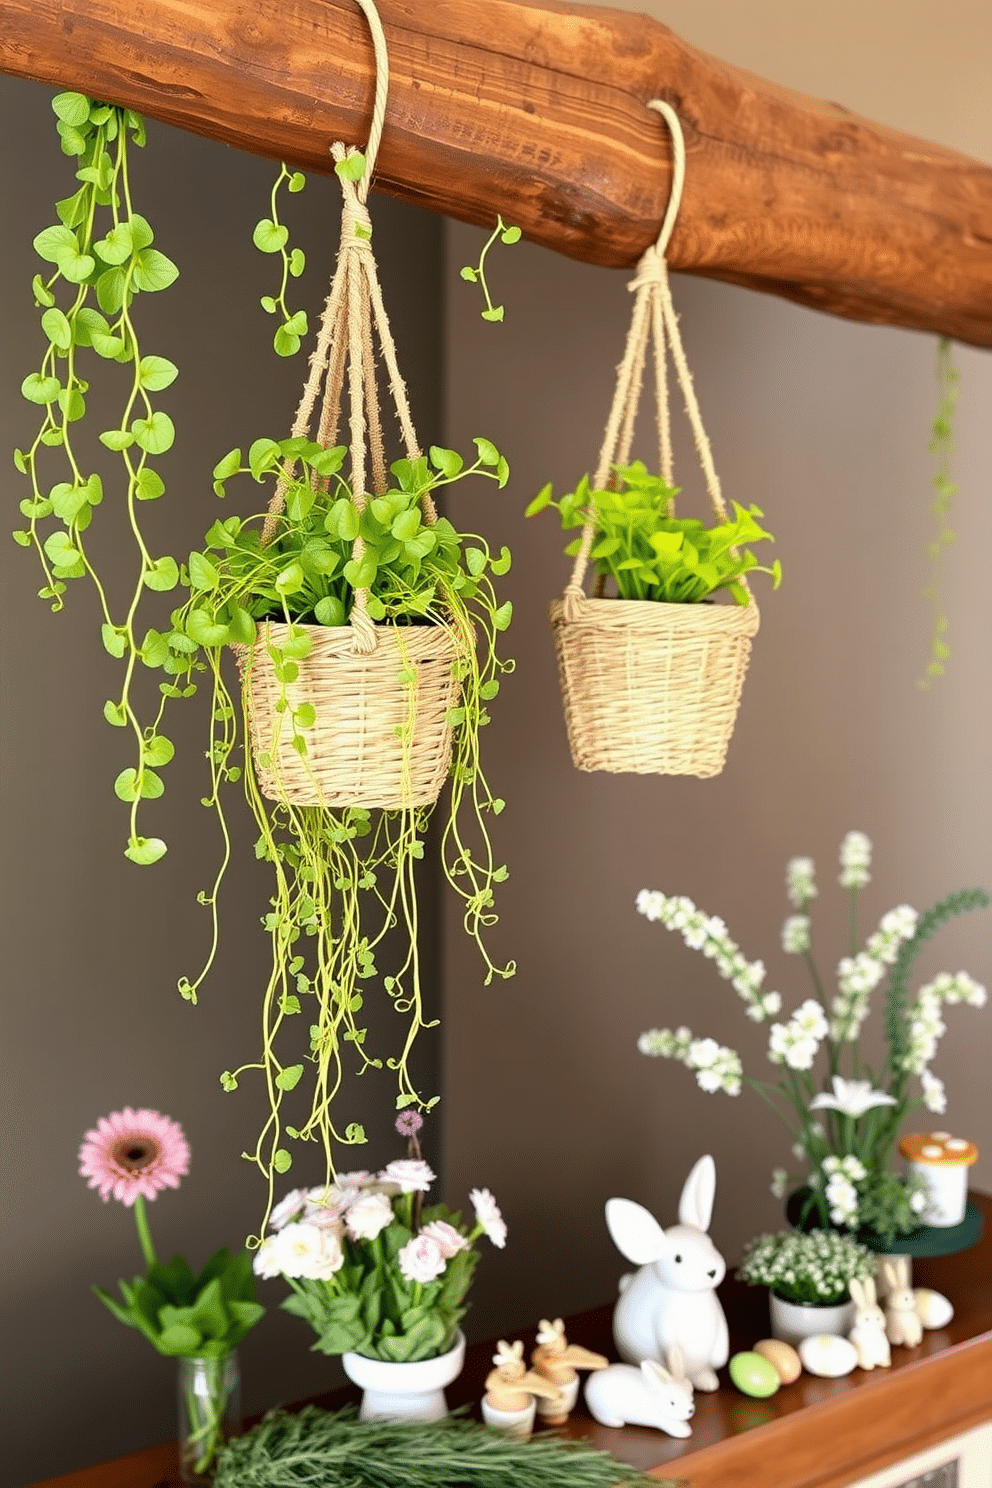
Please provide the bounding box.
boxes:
[177,1351,241,1483]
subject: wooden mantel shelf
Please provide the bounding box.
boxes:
[31,1192,992,1488]
[1,0,992,346]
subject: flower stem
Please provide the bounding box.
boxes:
[133,1194,158,1269]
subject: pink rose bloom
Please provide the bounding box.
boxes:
[345,1191,395,1242]
[397,1234,447,1284]
[381,1159,435,1194]
[420,1220,469,1259]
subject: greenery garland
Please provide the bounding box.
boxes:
[215,1407,660,1488]
[13,91,183,866]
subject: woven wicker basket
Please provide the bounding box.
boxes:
[239,621,464,809]
[550,596,759,778]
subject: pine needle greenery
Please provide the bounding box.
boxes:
[214,1406,670,1487]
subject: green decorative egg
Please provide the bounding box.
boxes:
[729,1350,780,1398]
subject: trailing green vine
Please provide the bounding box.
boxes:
[12,91,185,866]
[253,164,309,356]
[167,437,514,1232]
[918,336,959,689]
[459,215,520,322]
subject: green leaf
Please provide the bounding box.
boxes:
[11,531,32,548]
[132,248,179,292]
[259,294,277,314]
[21,373,61,405]
[294,703,316,729]
[52,92,91,126]
[144,556,179,592]
[157,1323,203,1355]
[43,530,81,566]
[124,833,168,868]
[185,610,230,647]
[41,306,72,350]
[58,385,86,422]
[212,448,242,482]
[135,468,165,501]
[93,223,133,265]
[285,310,308,336]
[273,1149,293,1174]
[493,600,513,631]
[391,509,421,542]
[273,324,302,357]
[275,1064,304,1091]
[101,624,127,659]
[429,445,463,478]
[140,769,164,800]
[140,629,171,668]
[55,189,88,228]
[335,151,366,182]
[344,555,377,589]
[58,246,96,284]
[31,274,56,308]
[289,247,306,277]
[188,551,220,591]
[132,411,175,454]
[33,224,77,264]
[288,171,306,193]
[99,429,135,451]
[465,546,486,577]
[248,438,281,479]
[313,596,346,627]
[142,735,175,768]
[129,214,155,251]
[474,436,500,466]
[104,700,127,727]
[500,224,522,244]
[252,218,289,253]
[114,768,139,802]
[481,306,505,323]
[138,355,179,391]
[275,561,305,594]
[96,268,127,315]
[459,266,478,282]
[228,606,257,645]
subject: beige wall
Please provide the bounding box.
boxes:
[441,1,992,1342]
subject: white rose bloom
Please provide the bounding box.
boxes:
[397,1234,447,1284]
[271,1222,345,1281]
[252,1236,284,1279]
[345,1191,395,1242]
[470,1187,508,1248]
[421,1220,469,1258]
[268,1188,308,1232]
[381,1159,436,1194]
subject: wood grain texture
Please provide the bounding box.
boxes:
[30,1193,992,1488]
[1,0,991,345]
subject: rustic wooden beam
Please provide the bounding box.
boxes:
[2,0,991,346]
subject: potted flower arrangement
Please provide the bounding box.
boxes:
[528,101,781,779]
[636,831,988,1245]
[79,1107,264,1481]
[253,1114,506,1421]
[737,1229,876,1345]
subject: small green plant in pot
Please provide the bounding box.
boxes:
[533,101,781,779]
[738,1229,875,1346]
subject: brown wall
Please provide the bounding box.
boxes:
[440,0,992,1343]
[0,75,443,1485]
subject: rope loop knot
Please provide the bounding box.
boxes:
[628,244,666,295]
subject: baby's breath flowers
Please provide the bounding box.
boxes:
[738,1229,875,1306]
[637,835,989,1238]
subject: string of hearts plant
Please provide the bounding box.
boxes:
[13,91,184,867]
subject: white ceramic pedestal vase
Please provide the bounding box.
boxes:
[342,1331,465,1423]
[769,1292,856,1347]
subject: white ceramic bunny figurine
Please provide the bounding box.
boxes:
[606,1155,728,1391]
[848,1277,892,1369]
[585,1343,695,1436]
[883,1259,923,1348]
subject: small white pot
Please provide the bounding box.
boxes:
[769,1292,856,1346]
[481,1397,536,1438]
[342,1330,465,1423]
[906,1160,969,1227]
[535,1375,579,1423]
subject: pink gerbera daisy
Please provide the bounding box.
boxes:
[79,1107,190,1206]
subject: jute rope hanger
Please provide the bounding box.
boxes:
[563,98,752,621]
[261,0,435,656]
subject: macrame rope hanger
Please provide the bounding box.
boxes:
[263,0,433,656]
[563,98,751,621]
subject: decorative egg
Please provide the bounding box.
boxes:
[754,1338,802,1384]
[914,1288,954,1329]
[729,1351,780,1397]
[798,1333,858,1378]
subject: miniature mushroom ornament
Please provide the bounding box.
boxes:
[530,1317,608,1424]
[482,1340,561,1439]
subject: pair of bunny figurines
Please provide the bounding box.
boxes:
[847,1257,923,1369]
[585,1155,727,1436]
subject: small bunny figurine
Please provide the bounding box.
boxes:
[530,1318,608,1425]
[883,1259,923,1349]
[848,1278,892,1370]
[482,1339,561,1439]
[606,1154,728,1391]
[585,1343,695,1436]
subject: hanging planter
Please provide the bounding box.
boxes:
[531,101,780,779]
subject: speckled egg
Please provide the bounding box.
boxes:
[914,1288,954,1329]
[729,1351,780,1397]
[754,1338,802,1384]
[798,1333,858,1378]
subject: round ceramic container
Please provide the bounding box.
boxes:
[898,1132,978,1227]
[768,1292,856,1347]
[342,1330,465,1423]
